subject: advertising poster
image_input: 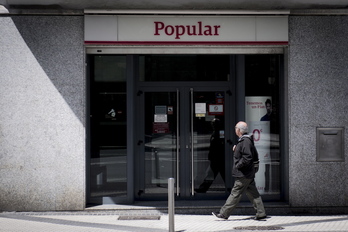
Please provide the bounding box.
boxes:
[245,96,271,194]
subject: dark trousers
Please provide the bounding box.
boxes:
[220,177,266,218]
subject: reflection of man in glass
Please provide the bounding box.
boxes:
[260,99,272,121]
[196,118,225,193]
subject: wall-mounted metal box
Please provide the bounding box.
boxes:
[317,128,344,162]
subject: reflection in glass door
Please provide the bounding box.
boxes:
[88,55,128,205]
[143,92,178,195]
[192,91,228,195]
[138,88,231,199]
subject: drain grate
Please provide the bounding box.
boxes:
[234,226,284,230]
[118,215,161,220]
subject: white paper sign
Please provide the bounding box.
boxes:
[154,114,167,122]
[195,103,206,114]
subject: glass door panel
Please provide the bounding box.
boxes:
[143,92,178,195]
[138,88,231,199]
[88,55,127,205]
[192,91,228,195]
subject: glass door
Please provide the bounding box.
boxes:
[136,87,232,199]
[142,91,179,196]
[192,90,229,195]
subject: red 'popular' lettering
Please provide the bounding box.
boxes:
[165,25,174,35]
[154,21,221,39]
[175,25,185,39]
[154,22,164,35]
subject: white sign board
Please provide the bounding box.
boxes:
[195,103,206,114]
[85,15,288,44]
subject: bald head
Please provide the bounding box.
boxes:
[235,121,248,137]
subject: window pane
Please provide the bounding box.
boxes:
[139,55,229,81]
[89,55,127,204]
[94,56,126,82]
[245,55,281,197]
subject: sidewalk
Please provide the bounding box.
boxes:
[1,211,348,232]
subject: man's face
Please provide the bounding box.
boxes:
[266,103,272,115]
[235,126,240,136]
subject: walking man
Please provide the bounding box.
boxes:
[212,121,266,220]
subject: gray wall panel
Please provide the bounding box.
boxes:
[288,16,348,208]
[0,16,85,211]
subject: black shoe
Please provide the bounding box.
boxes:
[212,212,228,219]
[254,215,267,220]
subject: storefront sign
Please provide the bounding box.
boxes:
[85,15,288,44]
[154,21,221,39]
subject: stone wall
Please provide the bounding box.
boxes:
[0,15,85,211]
[288,16,348,209]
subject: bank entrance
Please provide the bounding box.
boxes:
[87,52,284,205]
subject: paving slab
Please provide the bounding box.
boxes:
[1,212,348,232]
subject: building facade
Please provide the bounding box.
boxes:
[0,1,347,213]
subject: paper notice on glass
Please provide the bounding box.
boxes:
[154,114,167,122]
[155,105,167,114]
[195,103,206,114]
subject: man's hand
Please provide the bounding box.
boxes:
[254,160,260,173]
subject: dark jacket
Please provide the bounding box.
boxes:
[232,134,259,179]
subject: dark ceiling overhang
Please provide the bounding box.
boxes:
[2,0,348,11]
